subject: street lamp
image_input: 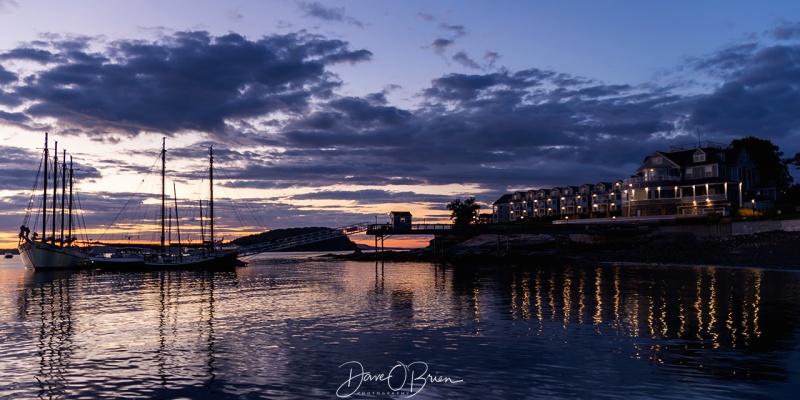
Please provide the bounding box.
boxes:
[751,198,755,217]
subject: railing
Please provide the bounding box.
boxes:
[412,223,453,230]
[623,176,681,186]
[237,222,371,256]
[681,194,729,204]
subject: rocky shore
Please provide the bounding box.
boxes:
[327,231,800,270]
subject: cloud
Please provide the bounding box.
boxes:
[298,1,365,28]
[452,51,480,69]
[2,26,799,231]
[0,0,17,13]
[772,21,800,40]
[414,13,436,22]
[438,23,467,38]
[689,44,800,142]
[429,38,454,56]
[0,64,16,84]
[288,189,453,204]
[484,51,501,68]
[0,30,372,139]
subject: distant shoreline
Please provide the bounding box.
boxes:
[325,231,800,271]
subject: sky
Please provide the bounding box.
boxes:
[1,0,800,248]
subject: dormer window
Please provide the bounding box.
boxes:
[652,156,662,165]
[693,151,706,163]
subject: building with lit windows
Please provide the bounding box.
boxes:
[491,141,760,223]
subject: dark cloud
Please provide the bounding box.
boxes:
[288,189,453,204]
[298,1,365,28]
[429,38,454,56]
[0,30,371,139]
[452,51,480,69]
[689,44,800,142]
[438,23,467,38]
[2,26,800,233]
[484,51,501,68]
[772,21,800,40]
[0,109,28,122]
[0,47,55,63]
[0,65,15,84]
[0,143,102,192]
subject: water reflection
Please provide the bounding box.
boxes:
[495,262,799,381]
[1,259,798,399]
[14,269,237,399]
[22,270,77,398]
[503,265,767,341]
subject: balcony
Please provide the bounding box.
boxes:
[680,194,728,204]
[623,175,681,186]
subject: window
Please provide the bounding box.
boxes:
[693,153,706,162]
[652,156,662,165]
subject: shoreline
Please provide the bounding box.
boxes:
[325,230,800,271]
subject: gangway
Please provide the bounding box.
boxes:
[237,222,371,257]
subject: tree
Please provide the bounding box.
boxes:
[731,136,793,189]
[790,152,800,170]
[446,197,480,225]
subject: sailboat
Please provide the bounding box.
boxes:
[143,139,239,270]
[18,133,89,270]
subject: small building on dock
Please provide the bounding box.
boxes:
[389,211,413,232]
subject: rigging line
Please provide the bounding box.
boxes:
[23,152,46,227]
[215,163,269,230]
[201,162,264,234]
[94,147,165,241]
[73,188,90,244]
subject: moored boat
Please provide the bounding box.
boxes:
[89,247,147,269]
[130,139,239,270]
[18,133,89,270]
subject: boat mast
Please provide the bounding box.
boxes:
[68,155,74,246]
[52,141,58,245]
[199,199,205,257]
[60,149,66,247]
[160,137,166,253]
[209,146,215,253]
[173,183,182,258]
[41,133,48,243]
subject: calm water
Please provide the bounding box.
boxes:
[1,254,799,399]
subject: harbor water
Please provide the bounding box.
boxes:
[1,254,799,399]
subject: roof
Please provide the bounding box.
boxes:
[493,194,512,205]
[389,211,412,216]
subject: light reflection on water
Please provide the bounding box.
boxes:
[0,255,799,399]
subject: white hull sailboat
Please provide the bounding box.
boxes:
[18,133,88,270]
[19,240,87,269]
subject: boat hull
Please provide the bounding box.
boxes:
[89,257,147,269]
[18,239,89,270]
[144,250,239,271]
